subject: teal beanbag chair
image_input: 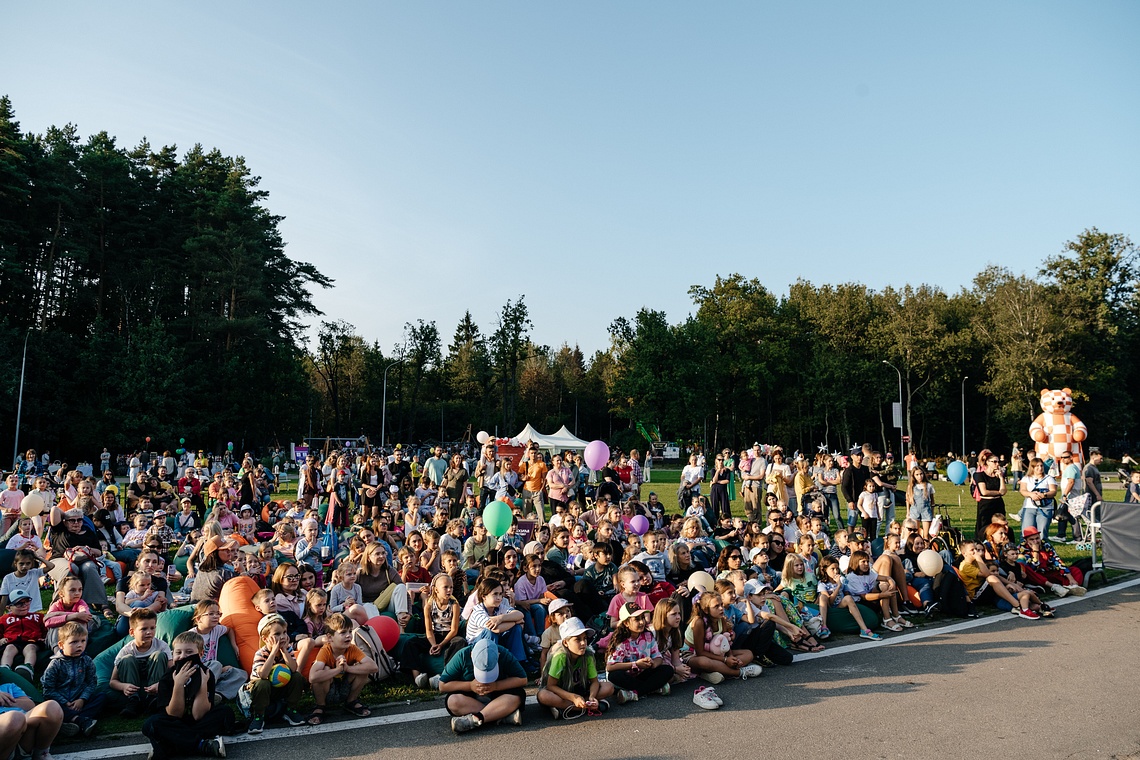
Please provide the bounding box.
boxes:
[0,665,42,702]
[93,636,130,689]
[826,603,882,634]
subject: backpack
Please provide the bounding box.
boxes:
[352,624,398,682]
[970,476,982,502]
[934,568,970,617]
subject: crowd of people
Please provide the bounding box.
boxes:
[0,438,1099,758]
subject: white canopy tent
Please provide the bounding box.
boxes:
[512,424,590,452]
[547,425,590,451]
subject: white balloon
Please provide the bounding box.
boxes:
[476,431,490,445]
[917,549,944,577]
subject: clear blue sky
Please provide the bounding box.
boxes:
[6,2,1139,356]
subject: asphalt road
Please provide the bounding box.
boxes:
[65,581,1140,760]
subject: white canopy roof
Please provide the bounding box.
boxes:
[513,424,590,452]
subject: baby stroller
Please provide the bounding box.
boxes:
[1067,494,1096,551]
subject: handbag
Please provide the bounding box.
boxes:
[64,546,100,566]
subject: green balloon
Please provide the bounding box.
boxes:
[180,438,186,444]
[482,500,513,538]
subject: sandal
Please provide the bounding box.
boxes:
[344,700,371,718]
[307,706,327,725]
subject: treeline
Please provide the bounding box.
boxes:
[2,98,1137,461]
[308,229,1139,459]
[0,97,329,456]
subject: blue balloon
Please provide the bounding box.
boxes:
[946,460,968,485]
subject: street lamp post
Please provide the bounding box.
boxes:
[882,360,903,459]
[12,330,30,469]
[961,375,969,457]
[380,359,403,448]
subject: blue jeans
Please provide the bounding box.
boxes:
[1020,505,1054,540]
[823,493,841,526]
[880,497,896,536]
[911,576,934,605]
[519,603,547,638]
[473,624,528,665]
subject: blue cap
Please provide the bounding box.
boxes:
[471,638,500,684]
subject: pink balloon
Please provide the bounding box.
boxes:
[630,515,650,536]
[584,440,610,471]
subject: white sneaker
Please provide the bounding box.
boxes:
[693,687,720,710]
[428,675,441,690]
[616,689,638,704]
[414,673,430,689]
[739,664,763,680]
[699,671,725,685]
[706,687,723,706]
[1049,583,1070,598]
[1066,584,1087,596]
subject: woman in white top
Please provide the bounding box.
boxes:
[1018,457,1057,541]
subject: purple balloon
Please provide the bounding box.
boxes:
[583,440,610,471]
[629,515,650,536]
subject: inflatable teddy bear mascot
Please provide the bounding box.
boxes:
[1028,388,1088,465]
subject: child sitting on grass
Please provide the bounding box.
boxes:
[958,541,1041,619]
[41,621,102,738]
[43,576,94,652]
[306,613,378,724]
[0,588,45,682]
[141,630,236,759]
[244,614,308,734]
[110,608,171,717]
[816,556,879,640]
[537,616,614,720]
[605,602,675,703]
[191,601,248,701]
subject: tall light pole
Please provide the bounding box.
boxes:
[961,375,969,457]
[380,359,403,448]
[882,360,903,458]
[12,330,30,469]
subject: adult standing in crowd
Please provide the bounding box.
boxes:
[840,451,879,527]
[474,445,498,510]
[679,454,703,512]
[424,446,449,489]
[298,454,322,512]
[444,454,469,520]
[387,449,411,496]
[517,445,547,523]
[741,444,766,523]
[545,454,573,516]
[709,453,731,521]
[972,449,1007,540]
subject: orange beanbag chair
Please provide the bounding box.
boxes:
[219,575,262,673]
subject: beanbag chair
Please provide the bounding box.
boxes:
[155,605,196,645]
[0,664,42,702]
[93,636,130,689]
[826,603,882,635]
[219,575,261,673]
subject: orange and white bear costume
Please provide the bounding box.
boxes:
[1028,388,1087,465]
